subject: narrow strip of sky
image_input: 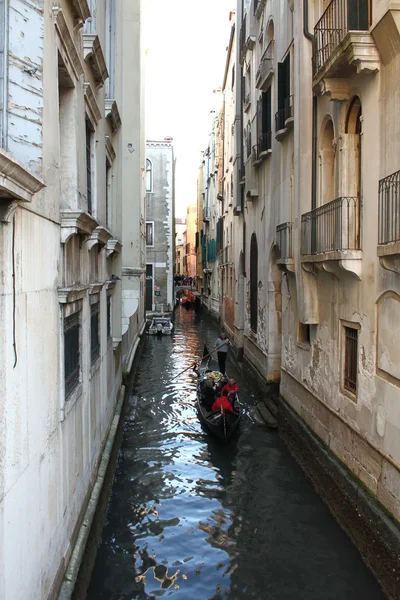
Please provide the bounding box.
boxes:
[143,0,234,217]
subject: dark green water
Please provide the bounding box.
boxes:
[87,308,385,600]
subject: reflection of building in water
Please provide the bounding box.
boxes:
[146,139,175,313]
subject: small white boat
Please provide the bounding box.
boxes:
[148,316,173,335]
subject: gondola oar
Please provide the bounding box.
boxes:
[167,340,229,383]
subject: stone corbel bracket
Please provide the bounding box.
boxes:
[112,337,122,351]
[316,78,351,101]
[60,210,98,244]
[84,83,102,124]
[53,7,84,80]
[83,34,109,87]
[86,226,112,251]
[378,242,400,274]
[106,238,122,258]
[105,99,122,133]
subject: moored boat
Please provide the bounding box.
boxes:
[195,345,241,442]
[148,316,173,335]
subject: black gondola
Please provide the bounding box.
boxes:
[195,345,241,442]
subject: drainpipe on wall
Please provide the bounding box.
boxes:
[303,0,317,213]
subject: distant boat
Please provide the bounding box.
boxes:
[148,316,173,335]
[195,345,241,442]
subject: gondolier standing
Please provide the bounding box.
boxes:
[214,332,231,375]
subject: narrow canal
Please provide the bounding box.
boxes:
[87,308,385,600]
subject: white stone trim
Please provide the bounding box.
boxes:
[60,209,98,244]
[84,83,102,124]
[53,7,85,80]
[83,34,109,86]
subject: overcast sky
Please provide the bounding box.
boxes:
[143,0,234,218]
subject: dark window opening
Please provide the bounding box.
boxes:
[298,322,311,345]
[276,53,291,132]
[250,233,258,333]
[90,302,100,364]
[107,297,112,340]
[86,119,93,214]
[64,312,80,397]
[344,326,358,394]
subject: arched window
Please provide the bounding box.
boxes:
[146,158,153,192]
[345,96,362,197]
[319,118,335,206]
[250,233,258,332]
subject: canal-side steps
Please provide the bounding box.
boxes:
[256,401,278,429]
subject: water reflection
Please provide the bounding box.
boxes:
[87,307,384,600]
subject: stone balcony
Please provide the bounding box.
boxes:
[312,0,380,92]
[301,196,362,279]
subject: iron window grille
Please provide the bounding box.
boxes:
[378,168,400,245]
[91,302,100,364]
[64,312,80,397]
[344,326,358,394]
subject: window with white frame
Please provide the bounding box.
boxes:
[146,221,154,246]
[146,158,153,192]
[106,158,112,227]
[86,119,94,214]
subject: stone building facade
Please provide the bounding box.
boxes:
[197,0,400,579]
[145,139,175,313]
[175,216,185,276]
[0,0,145,597]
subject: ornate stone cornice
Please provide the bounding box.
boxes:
[83,34,108,86]
[58,284,89,304]
[87,226,112,250]
[84,83,102,124]
[53,7,84,80]
[122,267,145,277]
[105,99,122,133]
[70,0,91,22]
[105,279,117,291]
[60,210,98,244]
[89,282,104,295]
[0,148,44,203]
[106,238,122,258]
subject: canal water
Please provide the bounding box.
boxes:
[87,308,385,600]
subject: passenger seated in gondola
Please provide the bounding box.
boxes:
[215,376,229,396]
[201,378,216,409]
[221,378,240,396]
[211,392,235,413]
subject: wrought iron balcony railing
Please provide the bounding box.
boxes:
[275,95,294,133]
[276,222,293,260]
[301,196,360,255]
[312,0,369,77]
[252,132,271,162]
[378,169,400,245]
[256,41,274,88]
